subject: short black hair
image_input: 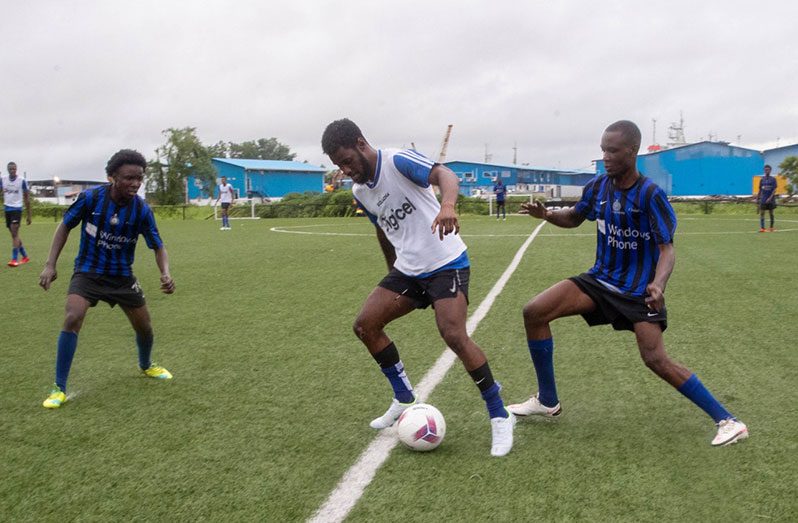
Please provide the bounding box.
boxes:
[605,120,642,152]
[765,164,772,169]
[321,118,364,156]
[7,161,16,167]
[106,149,147,177]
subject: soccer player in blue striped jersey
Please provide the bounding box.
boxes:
[38,149,176,409]
[508,120,748,447]
[757,164,777,232]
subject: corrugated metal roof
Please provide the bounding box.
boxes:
[212,158,326,172]
[445,159,591,175]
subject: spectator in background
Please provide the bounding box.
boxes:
[493,177,507,220]
[757,164,777,232]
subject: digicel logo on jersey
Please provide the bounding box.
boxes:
[379,196,417,231]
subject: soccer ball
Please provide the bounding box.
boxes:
[396,403,446,451]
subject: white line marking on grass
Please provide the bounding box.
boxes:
[308,221,547,523]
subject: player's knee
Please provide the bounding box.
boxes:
[640,350,667,372]
[440,328,468,351]
[522,301,546,326]
[353,317,376,341]
[63,312,86,332]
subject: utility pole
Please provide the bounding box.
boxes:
[484,143,492,163]
[512,142,518,164]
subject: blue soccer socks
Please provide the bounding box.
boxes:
[469,362,508,419]
[373,343,415,404]
[55,331,79,392]
[136,332,154,370]
[12,247,19,261]
[528,338,559,408]
[19,245,27,258]
[677,374,734,423]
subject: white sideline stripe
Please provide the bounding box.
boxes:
[308,221,547,523]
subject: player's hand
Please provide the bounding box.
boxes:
[39,266,57,291]
[431,202,460,240]
[644,282,664,312]
[520,201,548,220]
[160,274,175,294]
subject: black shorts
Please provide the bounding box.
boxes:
[378,267,470,309]
[569,273,667,332]
[760,201,776,211]
[221,202,231,210]
[68,272,146,309]
[5,210,21,228]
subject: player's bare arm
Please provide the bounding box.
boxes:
[428,165,461,240]
[24,189,32,225]
[521,201,585,228]
[375,226,396,272]
[39,223,71,290]
[154,247,175,294]
[644,243,675,312]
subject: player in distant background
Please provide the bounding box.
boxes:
[38,149,175,409]
[322,118,516,457]
[757,164,777,232]
[215,176,235,230]
[493,177,507,220]
[508,120,748,447]
[1,161,32,267]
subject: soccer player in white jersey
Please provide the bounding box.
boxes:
[322,118,515,457]
[1,162,32,267]
[215,176,235,230]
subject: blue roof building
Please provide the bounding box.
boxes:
[444,160,593,197]
[764,143,798,175]
[595,141,763,196]
[187,158,326,200]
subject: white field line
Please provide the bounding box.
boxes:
[308,221,547,523]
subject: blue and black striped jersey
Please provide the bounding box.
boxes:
[574,175,676,297]
[62,184,163,276]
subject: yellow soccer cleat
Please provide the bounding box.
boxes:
[43,385,67,409]
[141,364,173,380]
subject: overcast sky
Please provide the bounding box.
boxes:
[2,1,796,181]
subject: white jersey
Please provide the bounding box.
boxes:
[1,175,27,210]
[218,183,234,203]
[353,148,467,276]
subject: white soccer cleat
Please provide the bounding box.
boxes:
[507,393,562,418]
[711,418,748,447]
[490,411,516,457]
[370,398,415,430]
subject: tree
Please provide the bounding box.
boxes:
[228,137,296,161]
[779,156,798,197]
[147,127,216,204]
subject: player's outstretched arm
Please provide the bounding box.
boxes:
[154,246,175,294]
[429,165,460,240]
[521,201,585,228]
[39,223,71,290]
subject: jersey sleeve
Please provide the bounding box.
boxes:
[22,180,28,192]
[392,150,435,187]
[574,176,599,220]
[62,191,89,229]
[648,188,677,244]
[353,196,378,225]
[139,206,164,250]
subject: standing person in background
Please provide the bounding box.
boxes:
[215,176,235,230]
[757,164,777,232]
[493,177,507,221]
[321,118,516,457]
[1,162,32,267]
[508,120,748,447]
[39,149,175,409]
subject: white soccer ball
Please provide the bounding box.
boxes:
[396,403,446,451]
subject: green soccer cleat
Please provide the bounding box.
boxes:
[42,385,67,409]
[141,364,173,380]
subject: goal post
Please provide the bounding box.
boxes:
[213,198,261,220]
